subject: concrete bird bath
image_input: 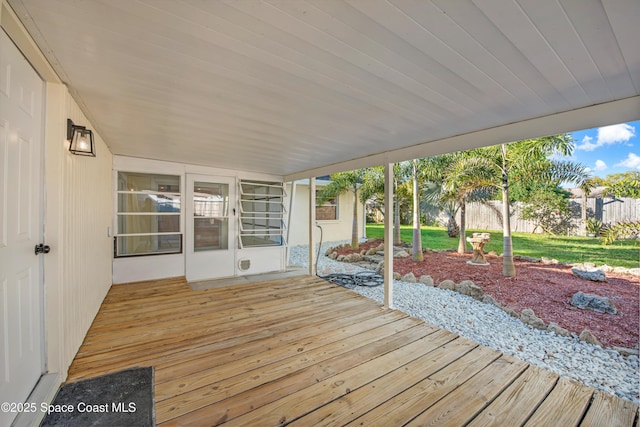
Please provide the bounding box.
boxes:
[466,232,491,265]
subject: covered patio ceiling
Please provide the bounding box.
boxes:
[8,0,640,180]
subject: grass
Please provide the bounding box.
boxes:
[366,223,640,269]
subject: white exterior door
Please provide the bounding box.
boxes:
[186,175,236,281]
[0,30,45,426]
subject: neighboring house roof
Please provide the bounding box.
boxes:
[8,0,639,179]
[568,187,608,199]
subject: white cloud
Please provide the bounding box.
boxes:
[593,160,607,171]
[615,153,640,170]
[598,123,635,145]
[577,135,598,151]
[576,123,636,151]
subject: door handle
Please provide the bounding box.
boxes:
[35,243,50,255]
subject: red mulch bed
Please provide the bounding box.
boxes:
[334,240,639,349]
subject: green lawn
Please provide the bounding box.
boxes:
[366,224,640,269]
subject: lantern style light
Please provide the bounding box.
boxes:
[67,118,95,156]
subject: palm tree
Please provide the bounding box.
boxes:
[357,164,410,245]
[317,170,366,250]
[423,152,495,254]
[459,135,589,276]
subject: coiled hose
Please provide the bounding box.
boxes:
[315,223,383,287]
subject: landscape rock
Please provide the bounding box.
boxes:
[419,275,434,286]
[547,322,571,337]
[394,250,410,258]
[570,292,617,315]
[375,261,384,274]
[503,307,519,318]
[328,251,338,260]
[629,268,640,277]
[541,257,559,264]
[583,262,597,269]
[455,280,472,295]
[599,264,613,272]
[579,329,603,347]
[482,295,501,308]
[612,347,640,358]
[467,284,485,300]
[336,255,345,262]
[520,308,546,330]
[401,272,417,283]
[516,255,540,263]
[438,280,456,291]
[571,266,606,282]
[376,243,384,252]
[613,266,629,274]
[393,272,401,280]
[365,248,377,256]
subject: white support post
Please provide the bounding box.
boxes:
[309,177,317,276]
[285,180,297,269]
[384,162,394,309]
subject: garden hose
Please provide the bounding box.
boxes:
[315,223,383,287]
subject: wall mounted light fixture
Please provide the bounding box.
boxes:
[67,119,95,156]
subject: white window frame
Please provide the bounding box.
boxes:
[238,180,287,248]
[115,172,182,257]
[315,189,339,221]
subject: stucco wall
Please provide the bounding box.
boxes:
[286,181,366,247]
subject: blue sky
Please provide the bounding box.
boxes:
[567,121,639,178]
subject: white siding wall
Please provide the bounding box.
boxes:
[287,182,366,247]
[44,85,113,379]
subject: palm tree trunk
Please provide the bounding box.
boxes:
[352,189,359,250]
[581,191,587,236]
[412,160,423,261]
[394,180,401,245]
[457,202,466,254]
[501,144,516,277]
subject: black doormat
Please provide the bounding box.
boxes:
[40,367,154,427]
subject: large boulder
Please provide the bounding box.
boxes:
[394,250,410,258]
[571,266,606,282]
[570,292,617,314]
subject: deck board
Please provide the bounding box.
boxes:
[67,276,638,426]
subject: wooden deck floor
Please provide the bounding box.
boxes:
[68,275,638,426]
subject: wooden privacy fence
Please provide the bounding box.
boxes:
[462,198,639,234]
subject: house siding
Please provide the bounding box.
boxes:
[287,182,366,247]
[44,85,114,380]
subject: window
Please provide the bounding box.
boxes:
[316,189,338,221]
[115,172,182,257]
[193,181,229,251]
[239,180,286,248]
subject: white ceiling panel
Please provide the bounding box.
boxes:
[7,0,640,177]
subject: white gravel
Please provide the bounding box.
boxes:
[289,241,640,405]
